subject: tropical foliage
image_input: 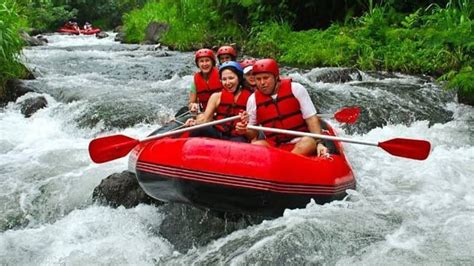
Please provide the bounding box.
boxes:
[123,0,244,49]
[1,0,473,100]
[0,0,26,95]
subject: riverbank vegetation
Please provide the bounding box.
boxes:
[0,1,27,98]
[1,0,472,102]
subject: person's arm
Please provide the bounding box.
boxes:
[292,82,328,155]
[305,115,323,135]
[235,94,259,140]
[195,92,220,124]
[188,83,198,111]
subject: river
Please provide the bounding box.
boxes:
[0,33,473,264]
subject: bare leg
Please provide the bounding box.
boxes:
[291,137,317,156]
[251,140,271,147]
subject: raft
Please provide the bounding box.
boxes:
[130,116,356,217]
[57,27,101,35]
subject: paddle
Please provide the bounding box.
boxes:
[247,125,431,160]
[89,115,241,164]
[317,107,361,124]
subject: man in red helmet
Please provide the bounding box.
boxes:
[217,45,237,65]
[188,48,223,113]
[237,58,328,156]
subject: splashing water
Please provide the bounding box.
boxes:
[0,33,472,264]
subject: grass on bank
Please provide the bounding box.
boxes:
[123,0,244,49]
[123,1,472,98]
[247,3,473,95]
[0,1,27,98]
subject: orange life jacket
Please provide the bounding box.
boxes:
[194,67,222,110]
[214,87,253,136]
[255,79,308,145]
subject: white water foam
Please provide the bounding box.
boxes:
[2,33,472,264]
[0,205,172,265]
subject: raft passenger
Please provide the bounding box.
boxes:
[185,61,252,143]
[236,59,328,156]
[188,48,223,113]
[216,45,237,65]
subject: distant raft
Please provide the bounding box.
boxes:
[57,26,101,35]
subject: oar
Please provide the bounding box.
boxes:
[247,125,431,160]
[89,115,240,164]
[317,107,361,124]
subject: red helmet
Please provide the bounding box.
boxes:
[195,48,216,66]
[252,59,279,77]
[240,58,256,69]
[217,46,237,59]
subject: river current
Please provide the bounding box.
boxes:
[0,33,473,264]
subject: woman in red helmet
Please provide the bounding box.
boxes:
[188,48,223,113]
[185,61,252,142]
[216,45,237,65]
[240,58,257,92]
[236,58,328,156]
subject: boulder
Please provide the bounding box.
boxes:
[307,67,362,83]
[92,171,268,253]
[113,25,123,33]
[20,96,47,117]
[96,32,109,39]
[0,79,35,106]
[19,31,47,46]
[114,31,126,43]
[159,203,266,253]
[92,171,163,208]
[143,22,169,44]
[458,89,474,106]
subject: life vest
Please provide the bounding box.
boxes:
[255,79,308,145]
[214,87,253,136]
[194,67,222,110]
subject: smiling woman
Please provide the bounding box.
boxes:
[184,61,252,143]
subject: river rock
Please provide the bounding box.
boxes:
[143,22,169,44]
[96,32,109,39]
[19,31,48,46]
[113,25,123,33]
[159,203,266,253]
[20,96,48,117]
[92,170,163,208]
[458,89,474,106]
[307,67,362,83]
[0,79,35,106]
[92,170,267,253]
[115,31,126,43]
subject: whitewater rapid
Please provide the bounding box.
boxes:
[0,33,472,264]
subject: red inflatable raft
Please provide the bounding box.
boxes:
[57,26,101,35]
[130,120,356,217]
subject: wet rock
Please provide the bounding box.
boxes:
[96,32,109,39]
[114,31,126,43]
[20,96,47,117]
[143,22,169,44]
[19,31,47,46]
[92,171,163,208]
[458,89,474,106]
[307,67,362,83]
[1,79,35,106]
[92,171,267,253]
[114,25,123,33]
[113,26,126,42]
[159,203,266,253]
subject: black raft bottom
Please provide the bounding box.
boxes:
[137,170,350,218]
